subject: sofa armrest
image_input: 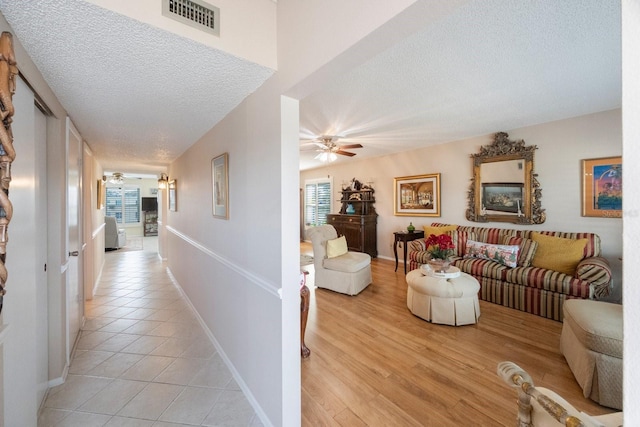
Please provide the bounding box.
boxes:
[575,256,612,299]
[408,239,426,252]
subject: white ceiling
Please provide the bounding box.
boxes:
[0,0,274,174]
[299,0,621,170]
[0,1,621,174]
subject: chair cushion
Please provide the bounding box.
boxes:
[326,236,348,258]
[563,299,622,358]
[323,251,371,273]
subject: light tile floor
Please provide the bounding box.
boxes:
[39,238,263,427]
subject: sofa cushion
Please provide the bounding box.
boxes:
[531,232,587,276]
[501,235,538,268]
[454,257,508,281]
[505,266,591,297]
[423,224,457,237]
[463,239,519,268]
[326,236,348,258]
[447,230,476,257]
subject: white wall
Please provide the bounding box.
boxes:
[161,2,434,425]
[301,109,623,294]
[622,0,639,420]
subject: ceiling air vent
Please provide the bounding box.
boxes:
[162,0,220,37]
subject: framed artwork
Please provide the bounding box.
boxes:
[96,179,105,209]
[394,173,441,216]
[168,179,177,212]
[212,153,229,219]
[482,182,524,214]
[582,156,622,218]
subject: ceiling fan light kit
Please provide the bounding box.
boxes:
[304,135,363,163]
[108,172,125,185]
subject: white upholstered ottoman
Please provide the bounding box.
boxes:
[560,299,623,410]
[406,268,480,326]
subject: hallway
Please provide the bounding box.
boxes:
[38,238,263,426]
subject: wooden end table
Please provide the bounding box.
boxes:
[394,230,424,274]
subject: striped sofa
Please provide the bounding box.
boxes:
[408,224,612,321]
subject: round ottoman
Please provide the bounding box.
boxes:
[406,268,480,326]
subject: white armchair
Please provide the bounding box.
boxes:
[105,216,126,250]
[306,225,372,295]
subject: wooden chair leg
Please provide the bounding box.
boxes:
[300,270,311,358]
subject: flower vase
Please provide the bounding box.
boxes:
[428,258,451,273]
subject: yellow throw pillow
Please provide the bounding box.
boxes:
[530,232,587,276]
[423,224,457,238]
[326,235,348,258]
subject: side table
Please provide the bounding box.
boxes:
[394,230,424,274]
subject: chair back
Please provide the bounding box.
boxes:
[105,216,118,233]
[306,225,338,268]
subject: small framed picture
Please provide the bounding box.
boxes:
[168,179,177,212]
[394,173,441,216]
[212,153,229,219]
[581,156,622,218]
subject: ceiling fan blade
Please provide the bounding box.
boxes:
[313,142,329,149]
[338,143,363,149]
[335,150,357,157]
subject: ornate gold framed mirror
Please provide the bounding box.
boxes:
[466,132,545,224]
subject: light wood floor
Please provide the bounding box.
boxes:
[300,243,616,426]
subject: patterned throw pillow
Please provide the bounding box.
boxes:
[500,235,539,268]
[464,239,519,268]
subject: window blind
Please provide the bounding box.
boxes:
[105,187,141,224]
[305,180,331,226]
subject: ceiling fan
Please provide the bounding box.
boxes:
[301,135,363,162]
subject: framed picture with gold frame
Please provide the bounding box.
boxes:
[212,153,229,219]
[96,179,105,209]
[394,173,441,216]
[581,156,621,218]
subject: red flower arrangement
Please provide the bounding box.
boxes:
[425,233,455,260]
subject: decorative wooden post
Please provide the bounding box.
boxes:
[0,32,18,314]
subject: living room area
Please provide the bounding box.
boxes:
[297,3,624,422]
[299,109,623,425]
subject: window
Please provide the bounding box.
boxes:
[105,186,141,224]
[305,178,332,227]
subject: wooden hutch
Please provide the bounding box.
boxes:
[326,180,377,258]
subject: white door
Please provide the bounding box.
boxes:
[2,76,47,426]
[34,104,48,407]
[67,119,83,357]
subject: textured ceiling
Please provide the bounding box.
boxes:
[0,0,274,173]
[299,0,621,170]
[0,1,621,174]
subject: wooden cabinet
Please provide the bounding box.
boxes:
[327,184,377,258]
[327,214,377,258]
[143,211,158,236]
